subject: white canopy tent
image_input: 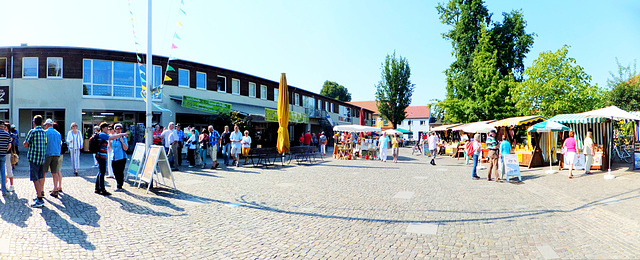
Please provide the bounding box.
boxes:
[462,122,496,133]
[333,124,381,133]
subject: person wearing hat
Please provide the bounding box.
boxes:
[43,118,62,198]
[486,130,500,181]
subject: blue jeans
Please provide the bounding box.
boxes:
[222,143,230,165]
[199,147,208,165]
[0,156,6,193]
[95,157,107,191]
[164,147,175,168]
[472,154,480,178]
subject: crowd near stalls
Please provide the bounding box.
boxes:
[331,125,382,160]
[430,105,640,174]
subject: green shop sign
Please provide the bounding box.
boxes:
[182,96,231,114]
[265,108,309,124]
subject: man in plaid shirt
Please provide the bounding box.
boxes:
[208,125,220,169]
[23,115,47,208]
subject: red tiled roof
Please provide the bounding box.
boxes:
[405,106,430,119]
[347,101,380,114]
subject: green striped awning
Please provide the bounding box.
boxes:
[548,114,605,124]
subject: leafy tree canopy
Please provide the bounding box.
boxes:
[320,80,351,102]
[606,58,640,112]
[511,45,606,118]
[375,51,415,129]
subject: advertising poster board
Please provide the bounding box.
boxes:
[503,154,522,181]
[126,143,146,181]
[156,149,176,188]
[140,145,162,185]
[635,153,640,170]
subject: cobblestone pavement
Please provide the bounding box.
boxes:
[1,149,640,259]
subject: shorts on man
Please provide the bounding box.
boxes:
[231,147,241,155]
[44,156,60,174]
[29,161,45,182]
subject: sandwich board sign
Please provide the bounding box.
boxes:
[138,145,176,193]
[562,153,585,170]
[126,143,146,182]
[503,154,522,181]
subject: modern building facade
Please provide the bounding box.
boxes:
[0,46,374,149]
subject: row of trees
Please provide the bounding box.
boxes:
[435,0,639,124]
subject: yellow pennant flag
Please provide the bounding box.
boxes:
[176,21,183,27]
[164,75,172,81]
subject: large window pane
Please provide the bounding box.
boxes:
[217,76,226,92]
[249,82,256,97]
[196,72,206,90]
[113,61,135,85]
[83,60,91,83]
[179,69,189,87]
[47,57,63,78]
[114,86,134,97]
[260,85,267,100]
[22,57,38,78]
[83,84,92,95]
[232,79,240,95]
[274,89,279,102]
[92,85,112,96]
[93,60,112,84]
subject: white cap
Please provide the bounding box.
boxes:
[44,119,54,125]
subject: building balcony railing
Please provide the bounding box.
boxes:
[305,108,329,119]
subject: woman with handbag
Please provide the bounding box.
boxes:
[186,129,197,167]
[66,122,83,175]
[198,128,209,169]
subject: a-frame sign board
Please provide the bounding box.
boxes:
[126,143,146,184]
[137,145,177,193]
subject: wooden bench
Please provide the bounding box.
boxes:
[288,146,323,164]
[248,147,285,167]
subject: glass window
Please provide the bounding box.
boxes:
[83,59,91,83]
[249,82,256,97]
[260,85,267,100]
[47,57,63,78]
[303,96,315,109]
[274,89,279,102]
[294,93,299,106]
[217,76,226,92]
[113,61,134,85]
[196,72,206,90]
[232,78,240,95]
[317,99,322,109]
[0,58,7,78]
[179,69,189,87]
[22,57,38,78]
[325,101,329,112]
[93,60,112,84]
[330,103,334,112]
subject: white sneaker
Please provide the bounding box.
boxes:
[7,185,14,192]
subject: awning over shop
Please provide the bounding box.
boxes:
[431,123,462,132]
[450,120,496,131]
[489,115,546,128]
[548,114,606,124]
[394,128,412,134]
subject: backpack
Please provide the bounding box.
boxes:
[88,133,102,153]
[61,142,69,154]
[465,141,475,156]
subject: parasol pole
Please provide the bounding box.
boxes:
[545,131,557,174]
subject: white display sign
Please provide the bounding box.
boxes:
[502,154,522,181]
[563,153,585,170]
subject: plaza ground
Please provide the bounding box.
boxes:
[1,148,640,259]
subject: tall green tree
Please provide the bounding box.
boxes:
[511,45,606,117]
[606,58,640,111]
[427,99,445,123]
[320,80,351,101]
[375,51,414,129]
[437,0,534,123]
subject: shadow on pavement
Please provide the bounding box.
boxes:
[0,193,32,227]
[121,189,185,213]
[48,194,101,227]
[40,206,96,251]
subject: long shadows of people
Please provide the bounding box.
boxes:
[121,189,185,213]
[40,206,96,251]
[48,194,101,227]
[0,193,32,228]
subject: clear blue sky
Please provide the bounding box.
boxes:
[2,0,639,106]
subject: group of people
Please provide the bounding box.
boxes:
[153,123,252,170]
[299,131,328,155]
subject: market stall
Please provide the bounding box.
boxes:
[489,115,547,168]
[332,124,382,160]
[548,114,610,171]
[431,123,463,156]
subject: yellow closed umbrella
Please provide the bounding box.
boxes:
[276,73,290,153]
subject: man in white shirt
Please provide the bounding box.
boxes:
[427,132,439,165]
[583,130,595,174]
[161,122,180,170]
[229,124,243,167]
